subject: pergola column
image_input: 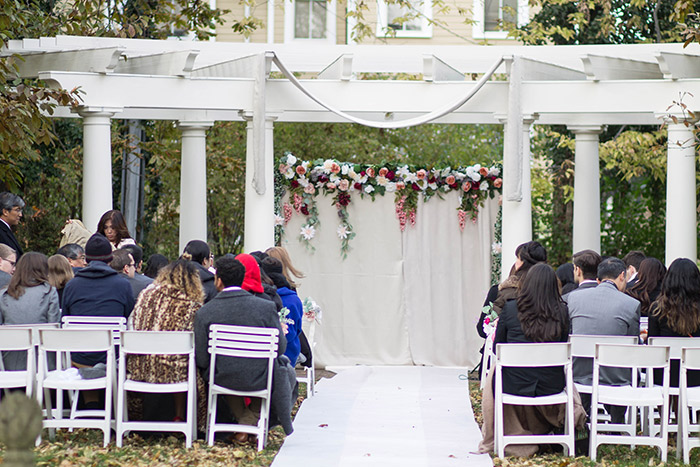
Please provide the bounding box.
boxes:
[662,115,698,265]
[499,114,536,279]
[178,121,213,253]
[77,107,121,232]
[242,113,278,253]
[569,125,604,254]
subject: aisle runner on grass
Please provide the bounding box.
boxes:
[272,366,492,467]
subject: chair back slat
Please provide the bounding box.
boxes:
[596,343,669,368]
[120,331,194,355]
[208,325,279,360]
[569,334,638,358]
[648,337,700,359]
[681,347,700,370]
[39,328,113,352]
[496,342,570,367]
[0,327,33,350]
[62,316,126,345]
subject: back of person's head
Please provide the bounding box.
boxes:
[516,263,564,343]
[183,240,210,265]
[623,250,646,271]
[7,252,49,300]
[628,257,666,316]
[265,246,304,288]
[155,258,204,302]
[0,244,15,262]
[655,258,700,335]
[119,244,143,266]
[56,243,84,261]
[236,253,264,294]
[143,254,169,279]
[214,256,245,288]
[597,257,626,281]
[110,249,133,273]
[555,263,576,294]
[48,254,74,290]
[97,209,131,243]
[514,241,547,276]
[261,256,291,290]
[572,249,602,280]
[85,233,113,264]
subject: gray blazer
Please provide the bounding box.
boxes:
[0,283,60,370]
[567,280,641,385]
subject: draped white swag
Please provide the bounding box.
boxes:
[282,191,498,369]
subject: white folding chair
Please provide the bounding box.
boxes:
[296,320,316,397]
[679,347,700,463]
[646,337,700,436]
[480,334,495,390]
[206,324,279,451]
[590,343,670,462]
[0,327,35,396]
[36,328,115,447]
[493,342,575,458]
[116,331,197,447]
[569,334,639,427]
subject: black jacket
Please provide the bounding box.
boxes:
[194,262,217,303]
[0,221,22,256]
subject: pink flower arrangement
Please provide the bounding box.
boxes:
[293,193,303,212]
[330,162,341,174]
[366,167,376,178]
[338,179,350,191]
[462,181,472,192]
[279,164,289,174]
[416,169,427,180]
[458,209,467,232]
[446,175,456,186]
[494,178,503,188]
[296,165,306,175]
[283,203,293,225]
[396,181,406,190]
[326,182,337,190]
[304,184,316,195]
[479,167,489,177]
[379,167,389,177]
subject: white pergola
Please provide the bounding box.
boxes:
[3,36,699,271]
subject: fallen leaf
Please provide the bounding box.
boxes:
[318,423,328,428]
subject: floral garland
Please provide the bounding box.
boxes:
[276,154,502,256]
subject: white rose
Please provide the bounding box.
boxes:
[287,154,297,165]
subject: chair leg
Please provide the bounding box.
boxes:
[207,393,218,446]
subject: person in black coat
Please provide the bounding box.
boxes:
[627,257,666,317]
[0,192,24,257]
[183,240,217,303]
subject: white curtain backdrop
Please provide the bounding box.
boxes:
[282,191,497,369]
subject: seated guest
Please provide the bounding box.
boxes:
[97,209,135,250]
[0,244,16,288]
[57,243,87,271]
[262,257,303,367]
[128,259,207,428]
[0,252,60,370]
[627,257,666,317]
[48,254,74,308]
[265,246,305,290]
[119,244,153,299]
[563,249,602,302]
[648,258,700,387]
[567,257,640,422]
[143,254,169,279]
[62,233,135,367]
[110,249,138,296]
[556,263,577,295]
[493,241,547,314]
[236,253,283,312]
[182,240,217,303]
[194,256,296,444]
[623,250,646,288]
[479,263,586,456]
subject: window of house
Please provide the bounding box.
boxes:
[473,0,528,40]
[285,0,337,43]
[377,0,433,39]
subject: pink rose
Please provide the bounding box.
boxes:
[304,184,316,195]
[326,182,337,190]
[379,167,389,177]
[338,179,350,191]
[445,175,456,185]
[296,165,306,176]
[396,181,406,190]
[416,169,427,180]
[462,181,472,192]
[279,164,289,174]
[331,163,341,174]
[494,178,502,188]
[479,167,489,177]
[366,167,376,178]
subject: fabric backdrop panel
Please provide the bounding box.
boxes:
[283,194,411,367]
[403,192,497,367]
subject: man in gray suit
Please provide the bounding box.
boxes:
[567,257,641,422]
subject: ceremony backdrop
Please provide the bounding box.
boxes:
[282,191,498,369]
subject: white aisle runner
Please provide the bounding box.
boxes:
[272,366,493,467]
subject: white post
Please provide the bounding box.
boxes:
[78,107,120,232]
[499,114,536,280]
[178,121,213,254]
[664,117,697,265]
[243,113,277,253]
[569,125,603,254]
[267,0,275,43]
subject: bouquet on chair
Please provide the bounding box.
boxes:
[302,297,322,324]
[482,303,498,339]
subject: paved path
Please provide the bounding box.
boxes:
[272,366,493,467]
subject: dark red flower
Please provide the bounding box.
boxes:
[386,170,395,180]
[338,192,351,206]
[412,183,421,191]
[472,182,480,190]
[354,182,362,190]
[428,176,436,184]
[290,180,300,189]
[300,205,309,216]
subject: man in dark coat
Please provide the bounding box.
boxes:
[119,244,153,300]
[0,192,24,257]
[62,233,135,366]
[194,256,295,443]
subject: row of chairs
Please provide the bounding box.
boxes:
[0,319,280,451]
[493,338,700,464]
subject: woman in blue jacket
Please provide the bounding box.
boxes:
[262,256,303,366]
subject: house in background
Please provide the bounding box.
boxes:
[214,0,528,45]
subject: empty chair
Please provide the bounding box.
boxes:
[590,343,670,462]
[116,331,197,447]
[0,327,34,396]
[206,324,279,451]
[36,328,115,447]
[494,342,576,458]
[679,346,700,463]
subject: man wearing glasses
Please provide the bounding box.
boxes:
[0,192,24,257]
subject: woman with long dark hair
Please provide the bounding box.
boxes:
[97,210,135,250]
[492,241,547,314]
[627,257,666,317]
[648,258,700,387]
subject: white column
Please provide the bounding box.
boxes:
[178,121,213,253]
[500,115,536,280]
[664,117,697,264]
[243,113,277,253]
[267,0,275,43]
[78,107,120,232]
[569,125,603,254]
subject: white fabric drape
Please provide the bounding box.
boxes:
[283,192,496,368]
